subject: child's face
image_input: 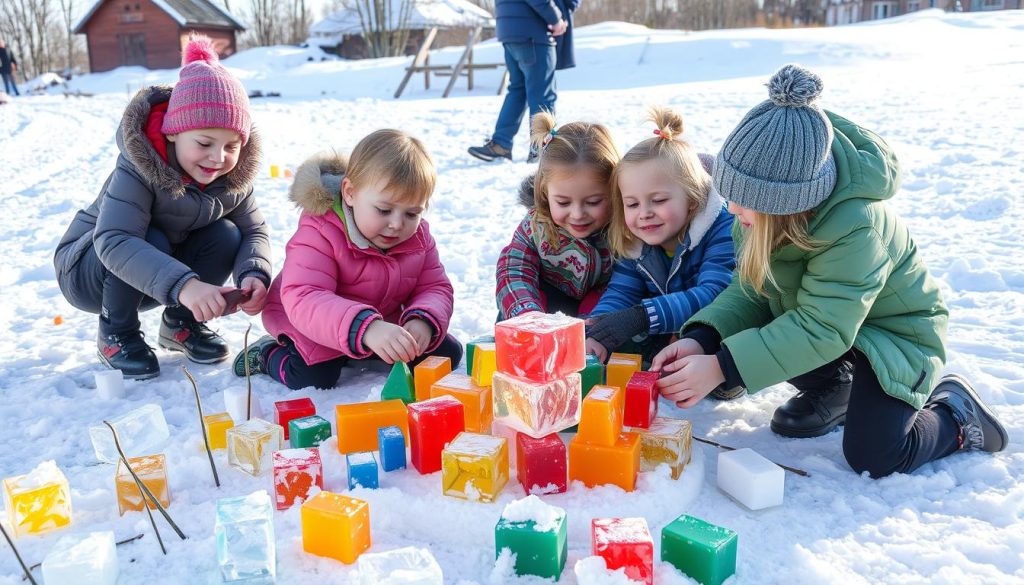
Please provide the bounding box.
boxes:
[728,201,757,229]
[545,166,611,239]
[341,176,424,250]
[618,160,691,251]
[167,128,242,184]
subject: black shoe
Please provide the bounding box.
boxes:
[926,374,1008,453]
[233,335,279,377]
[468,140,512,162]
[158,313,229,364]
[770,381,851,438]
[98,329,160,380]
[708,384,745,401]
[526,145,540,163]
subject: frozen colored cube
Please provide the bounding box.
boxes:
[492,371,582,439]
[94,369,125,400]
[495,312,585,382]
[516,433,566,495]
[414,356,452,402]
[227,418,284,477]
[661,514,737,585]
[289,415,332,449]
[576,385,624,447]
[215,490,276,583]
[224,386,264,423]
[204,412,234,451]
[592,518,654,585]
[606,353,641,391]
[88,403,170,464]
[491,419,521,471]
[2,460,72,537]
[357,546,443,585]
[624,371,660,429]
[335,400,409,455]
[274,397,315,440]
[466,335,495,376]
[347,452,379,490]
[568,432,640,492]
[430,372,493,433]
[441,432,508,502]
[494,495,567,580]
[273,448,323,510]
[717,448,784,510]
[471,342,497,386]
[638,416,692,479]
[407,396,465,474]
[301,491,370,564]
[378,426,407,472]
[41,531,118,585]
[115,453,170,515]
[381,362,415,404]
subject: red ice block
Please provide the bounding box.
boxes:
[275,398,316,440]
[623,372,660,429]
[273,448,323,510]
[516,433,567,494]
[591,517,654,585]
[495,312,585,382]
[407,396,465,474]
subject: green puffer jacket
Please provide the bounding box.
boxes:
[686,111,948,409]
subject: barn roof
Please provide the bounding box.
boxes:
[74,0,246,33]
[309,0,493,38]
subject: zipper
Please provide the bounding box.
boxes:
[636,260,667,296]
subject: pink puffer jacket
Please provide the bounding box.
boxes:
[262,152,454,366]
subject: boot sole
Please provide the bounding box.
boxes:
[771,414,846,439]
[468,149,510,163]
[940,373,1009,452]
[158,335,229,365]
[96,351,160,381]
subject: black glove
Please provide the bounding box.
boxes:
[586,305,650,353]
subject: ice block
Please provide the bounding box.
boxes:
[377,426,406,472]
[94,370,125,400]
[492,371,581,438]
[516,433,566,495]
[490,419,521,471]
[381,362,415,404]
[347,452,379,490]
[357,546,443,585]
[204,412,234,451]
[2,460,72,537]
[224,386,264,422]
[407,396,465,474]
[430,372,493,433]
[638,416,692,479]
[441,432,508,502]
[623,371,660,429]
[227,418,284,477]
[414,356,452,402]
[115,454,170,515]
[274,397,315,440]
[717,448,784,510]
[335,400,409,455]
[566,353,605,433]
[606,353,641,391]
[301,491,370,564]
[494,495,567,580]
[661,514,737,585]
[576,385,624,447]
[592,518,654,585]
[495,312,585,382]
[289,415,332,449]
[215,490,276,583]
[466,335,495,376]
[41,531,118,585]
[568,432,640,492]
[471,342,497,387]
[88,403,170,464]
[273,448,323,510]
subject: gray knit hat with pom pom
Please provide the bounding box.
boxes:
[713,64,837,215]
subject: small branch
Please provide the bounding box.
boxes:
[183,367,220,488]
[694,435,810,477]
[104,422,166,554]
[243,324,252,421]
[1,521,37,584]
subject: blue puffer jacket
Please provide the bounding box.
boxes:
[591,189,736,336]
[495,0,563,44]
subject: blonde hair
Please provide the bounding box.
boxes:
[608,106,712,258]
[347,129,436,206]
[737,210,817,296]
[529,112,621,245]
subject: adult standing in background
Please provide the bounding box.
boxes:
[0,39,19,97]
[468,0,579,164]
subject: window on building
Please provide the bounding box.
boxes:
[981,0,1005,9]
[908,1,920,10]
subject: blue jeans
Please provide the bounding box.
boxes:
[2,73,18,96]
[492,42,557,150]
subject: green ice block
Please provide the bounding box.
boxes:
[495,513,567,580]
[381,362,415,404]
[661,514,737,585]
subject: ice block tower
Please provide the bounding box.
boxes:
[492,312,584,438]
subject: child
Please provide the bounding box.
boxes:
[652,64,1008,478]
[235,129,462,390]
[495,112,620,320]
[584,107,735,363]
[53,36,271,380]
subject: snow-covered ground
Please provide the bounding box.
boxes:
[0,8,1022,584]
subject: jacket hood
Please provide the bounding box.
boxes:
[116,85,262,199]
[289,150,350,215]
[517,174,536,208]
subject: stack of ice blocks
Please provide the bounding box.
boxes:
[567,385,640,491]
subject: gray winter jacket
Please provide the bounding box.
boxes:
[54,85,271,306]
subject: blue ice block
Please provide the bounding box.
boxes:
[346,452,379,490]
[215,490,275,583]
[377,426,407,472]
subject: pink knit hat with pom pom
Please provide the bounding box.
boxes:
[161,35,251,144]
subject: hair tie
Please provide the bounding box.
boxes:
[542,128,558,149]
[653,129,672,140]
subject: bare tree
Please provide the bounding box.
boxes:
[352,0,414,58]
[0,0,57,79]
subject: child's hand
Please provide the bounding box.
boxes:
[650,338,705,373]
[363,320,419,364]
[585,337,608,363]
[179,279,233,322]
[403,318,433,355]
[238,277,268,316]
[656,354,725,408]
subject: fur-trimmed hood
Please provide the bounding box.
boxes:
[517,174,536,208]
[288,150,350,216]
[116,85,262,199]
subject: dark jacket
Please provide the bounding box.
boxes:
[0,47,16,75]
[554,0,577,70]
[54,85,271,307]
[495,0,563,45]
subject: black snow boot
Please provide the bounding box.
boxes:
[158,311,229,364]
[98,328,160,380]
[770,381,851,438]
[925,374,1008,453]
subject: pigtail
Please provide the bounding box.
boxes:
[648,105,685,141]
[530,111,558,152]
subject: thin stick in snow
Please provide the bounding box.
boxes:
[183,366,220,488]
[243,324,253,421]
[694,435,810,477]
[1,521,37,584]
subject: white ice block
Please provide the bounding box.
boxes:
[224,386,264,422]
[215,490,275,583]
[94,370,125,400]
[717,448,784,510]
[88,403,170,464]
[41,531,119,585]
[357,546,443,585]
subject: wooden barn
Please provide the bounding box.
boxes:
[74,0,246,73]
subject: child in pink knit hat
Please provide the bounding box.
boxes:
[53,35,272,381]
